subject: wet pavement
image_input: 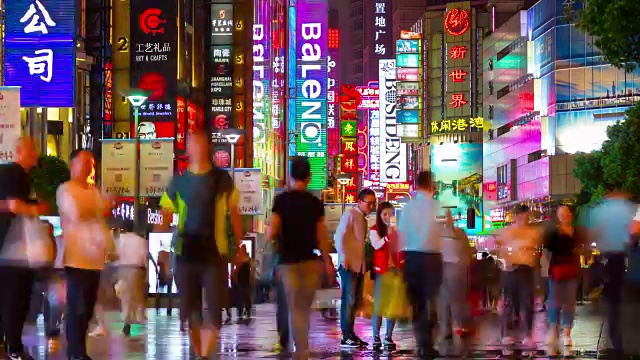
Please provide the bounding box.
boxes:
[14,302,640,359]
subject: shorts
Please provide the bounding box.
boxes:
[175,258,227,329]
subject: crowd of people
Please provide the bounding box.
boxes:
[0,135,638,360]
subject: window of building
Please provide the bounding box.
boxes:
[527,149,547,163]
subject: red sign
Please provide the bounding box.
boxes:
[397,68,420,81]
[176,97,186,150]
[329,28,340,49]
[449,94,468,108]
[448,69,468,83]
[104,62,113,123]
[341,155,358,173]
[400,30,422,40]
[444,9,470,36]
[139,8,167,36]
[344,191,358,204]
[355,86,379,98]
[130,121,175,138]
[137,72,167,101]
[341,139,357,155]
[449,45,468,59]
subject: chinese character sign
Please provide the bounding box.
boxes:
[327,29,340,156]
[371,0,392,60]
[4,0,76,107]
[430,117,484,134]
[444,2,472,120]
[368,109,381,181]
[295,0,328,190]
[395,36,423,141]
[378,59,407,183]
[130,0,178,121]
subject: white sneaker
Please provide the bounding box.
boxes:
[88,326,107,337]
[501,336,515,356]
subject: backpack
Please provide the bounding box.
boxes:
[209,168,236,259]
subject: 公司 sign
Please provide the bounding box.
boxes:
[378,59,407,183]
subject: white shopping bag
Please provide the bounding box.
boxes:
[0,216,55,267]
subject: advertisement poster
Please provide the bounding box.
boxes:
[378,59,407,183]
[0,88,22,163]
[101,140,136,197]
[130,0,178,122]
[140,139,174,197]
[431,143,483,234]
[3,0,76,107]
[232,168,263,215]
[148,232,177,294]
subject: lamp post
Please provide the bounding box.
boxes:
[122,89,151,235]
[221,128,244,183]
[335,173,351,214]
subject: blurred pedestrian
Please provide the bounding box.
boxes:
[397,171,443,359]
[158,130,243,359]
[232,244,252,323]
[335,188,376,348]
[0,137,48,360]
[267,157,335,360]
[116,223,148,337]
[57,149,117,360]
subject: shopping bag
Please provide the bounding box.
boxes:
[378,272,412,320]
[357,271,375,318]
[0,216,54,268]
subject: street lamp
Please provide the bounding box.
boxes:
[335,173,351,214]
[221,128,244,183]
[122,88,152,235]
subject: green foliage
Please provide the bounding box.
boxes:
[573,0,640,72]
[573,103,640,210]
[30,155,70,215]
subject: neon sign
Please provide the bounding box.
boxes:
[430,117,484,133]
[295,0,328,189]
[444,8,470,36]
[449,94,468,108]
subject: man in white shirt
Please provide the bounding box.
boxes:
[334,188,376,347]
[496,204,541,350]
[57,150,116,360]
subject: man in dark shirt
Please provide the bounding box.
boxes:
[267,157,334,359]
[0,137,46,360]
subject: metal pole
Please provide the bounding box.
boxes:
[341,184,345,214]
[230,143,235,184]
[133,107,141,235]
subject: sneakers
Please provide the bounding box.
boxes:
[383,337,397,350]
[563,333,573,357]
[8,353,34,360]
[341,335,367,348]
[372,336,382,349]
[88,325,107,337]
[545,328,559,356]
[122,324,131,337]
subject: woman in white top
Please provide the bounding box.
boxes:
[116,223,148,336]
[56,150,116,360]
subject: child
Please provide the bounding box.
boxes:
[115,225,148,336]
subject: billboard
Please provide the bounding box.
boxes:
[396,36,423,142]
[295,0,328,189]
[0,88,21,163]
[378,59,407,183]
[431,143,483,234]
[368,109,381,181]
[3,0,76,107]
[253,0,271,170]
[327,28,340,157]
[130,0,178,122]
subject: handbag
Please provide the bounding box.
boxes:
[0,216,55,267]
[378,271,412,320]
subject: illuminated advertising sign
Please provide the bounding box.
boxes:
[432,143,483,234]
[396,40,420,54]
[397,82,420,96]
[396,54,420,68]
[430,117,484,133]
[378,59,407,183]
[444,2,472,122]
[211,4,234,45]
[210,46,233,96]
[253,0,271,147]
[271,3,285,131]
[340,84,360,187]
[397,68,420,81]
[295,0,328,189]
[397,124,419,138]
[400,30,422,40]
[397,109,420,124]
[130,0,178,121]
[397,96,420,110]
[327,28,340,157]
[368,109,381,181]
[371,0,392,58]
[355,86,379,110]
[3,0,76,107]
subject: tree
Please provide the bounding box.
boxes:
[573,103,640,206]
[573,0,640,72]
[30,155,70,215]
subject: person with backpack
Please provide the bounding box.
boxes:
[158,130,243,359]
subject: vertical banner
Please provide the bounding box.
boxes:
[378,59,407,183]
[130,0,178,124]
[140,139,175,197]
[327,28,340,158]
[253,0,272,173]
[0,88,22,163]
[340,84,360,199]
[396,36,423,141]
[3,0,76,107]
[232,168,263,215]
[101,140,137,197]
[368,109,381,182]
[295,0,328,190]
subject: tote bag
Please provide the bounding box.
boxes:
[0,216,55,268]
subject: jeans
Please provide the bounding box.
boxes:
[0,266,36,353]
[603,252,626,352]
[547,279,578,328]
[275,276,290,348]
[43,269,65,338]
[279,260,322,359]
[500,265,535,338]
[372,271,396,339]
[403,252,443,352]
[339,267,364,338]
[438,263,471,336]
[65,267,101,358]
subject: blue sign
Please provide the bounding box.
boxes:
[397,110,420,124]
[3,0,76,107]
[396,40,420,54]
[396,53,420,68]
